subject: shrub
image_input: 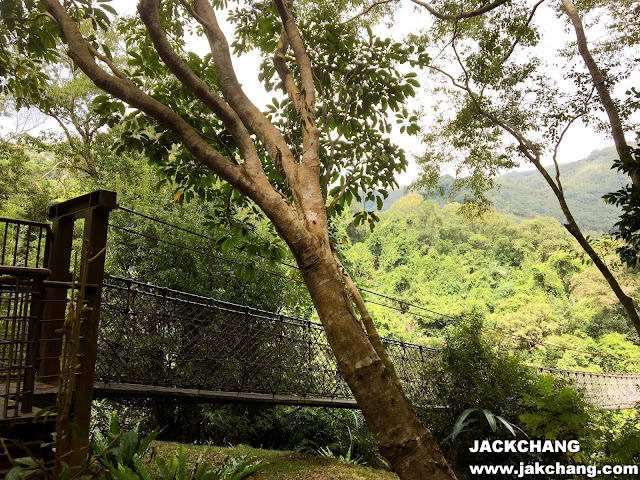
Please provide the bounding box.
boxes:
[416,310,594,477]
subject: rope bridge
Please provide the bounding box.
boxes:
[95,276,640,410]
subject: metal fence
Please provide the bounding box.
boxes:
[97,276,441,402]
[0,267,50,418]
[538,367,640,410]
[0,218,51,418]
[0,217,50,270]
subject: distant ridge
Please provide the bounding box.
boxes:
[372,147,628,233]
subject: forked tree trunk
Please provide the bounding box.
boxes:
[40,1,458,477]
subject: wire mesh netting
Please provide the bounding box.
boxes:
[537,367,640,410]
[97,276,640,409]
[97,276,441,401]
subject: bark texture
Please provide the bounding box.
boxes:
[334,252,404,392]
[40,0,456,478]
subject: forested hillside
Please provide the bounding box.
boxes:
[342,194,640,373]
[375,147,626,232]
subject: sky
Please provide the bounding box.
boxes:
[4,0,636,187]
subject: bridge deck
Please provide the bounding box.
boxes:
[96,276,640,411]
[93,382,358,408]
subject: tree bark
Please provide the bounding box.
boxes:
[292,237,456,480]
[334,252,404,392]
[411,0,510,20]
[561,0,639,186]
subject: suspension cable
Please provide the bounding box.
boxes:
[107,223,305,286]
[113,205,457,320]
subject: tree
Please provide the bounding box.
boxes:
[2,1,455,478]
[408,0,640,336]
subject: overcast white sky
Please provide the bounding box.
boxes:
[4,0,636,187]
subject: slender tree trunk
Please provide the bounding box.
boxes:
[561,0,639,186]
[564,219,640,336]
[529,156,640,336]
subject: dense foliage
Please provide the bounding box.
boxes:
[416,314,593,478]
[341,194,640,372]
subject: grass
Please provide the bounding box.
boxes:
[148,441,399,480]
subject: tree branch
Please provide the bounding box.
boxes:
[41,0,251,201]
[187,0,300,178]
[328,169,357,210]
[273,30,304,114]
[4,12,55,23]
[138,0,263,171]
[410,0,510,20]
[341,0,398,25]
[86,42,127,79]
[551,112,585,196]
[273,0,320,169]
[551,88,594,196]
[498,0,546,64]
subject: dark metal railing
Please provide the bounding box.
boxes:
[0,218,52,418]
[0,217,51,270]
[96,276,440,401]
[0,265,49,418]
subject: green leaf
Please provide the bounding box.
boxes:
[445,408,478,442]
[482,409,498,432]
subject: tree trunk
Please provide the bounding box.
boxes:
[334,252,404,392]
[561,0,639,186]
[529,157,640,336]
[292,237,456,480]
[564,220,640,336]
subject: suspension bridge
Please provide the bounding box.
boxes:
[1,191,639,440]
[94,275,640,410]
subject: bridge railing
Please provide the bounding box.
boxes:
[537,367,640,410]
[97,276,442,401]
[0,217,51,418]
[99,276,349,399]
[0,217,50,270]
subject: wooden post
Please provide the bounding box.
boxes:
[38,217,74,379]
[69,197,113,462]
[42,190,116,468]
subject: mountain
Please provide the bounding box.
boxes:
[375,147,628,233]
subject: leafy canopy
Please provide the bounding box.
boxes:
[2,0,430,233]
